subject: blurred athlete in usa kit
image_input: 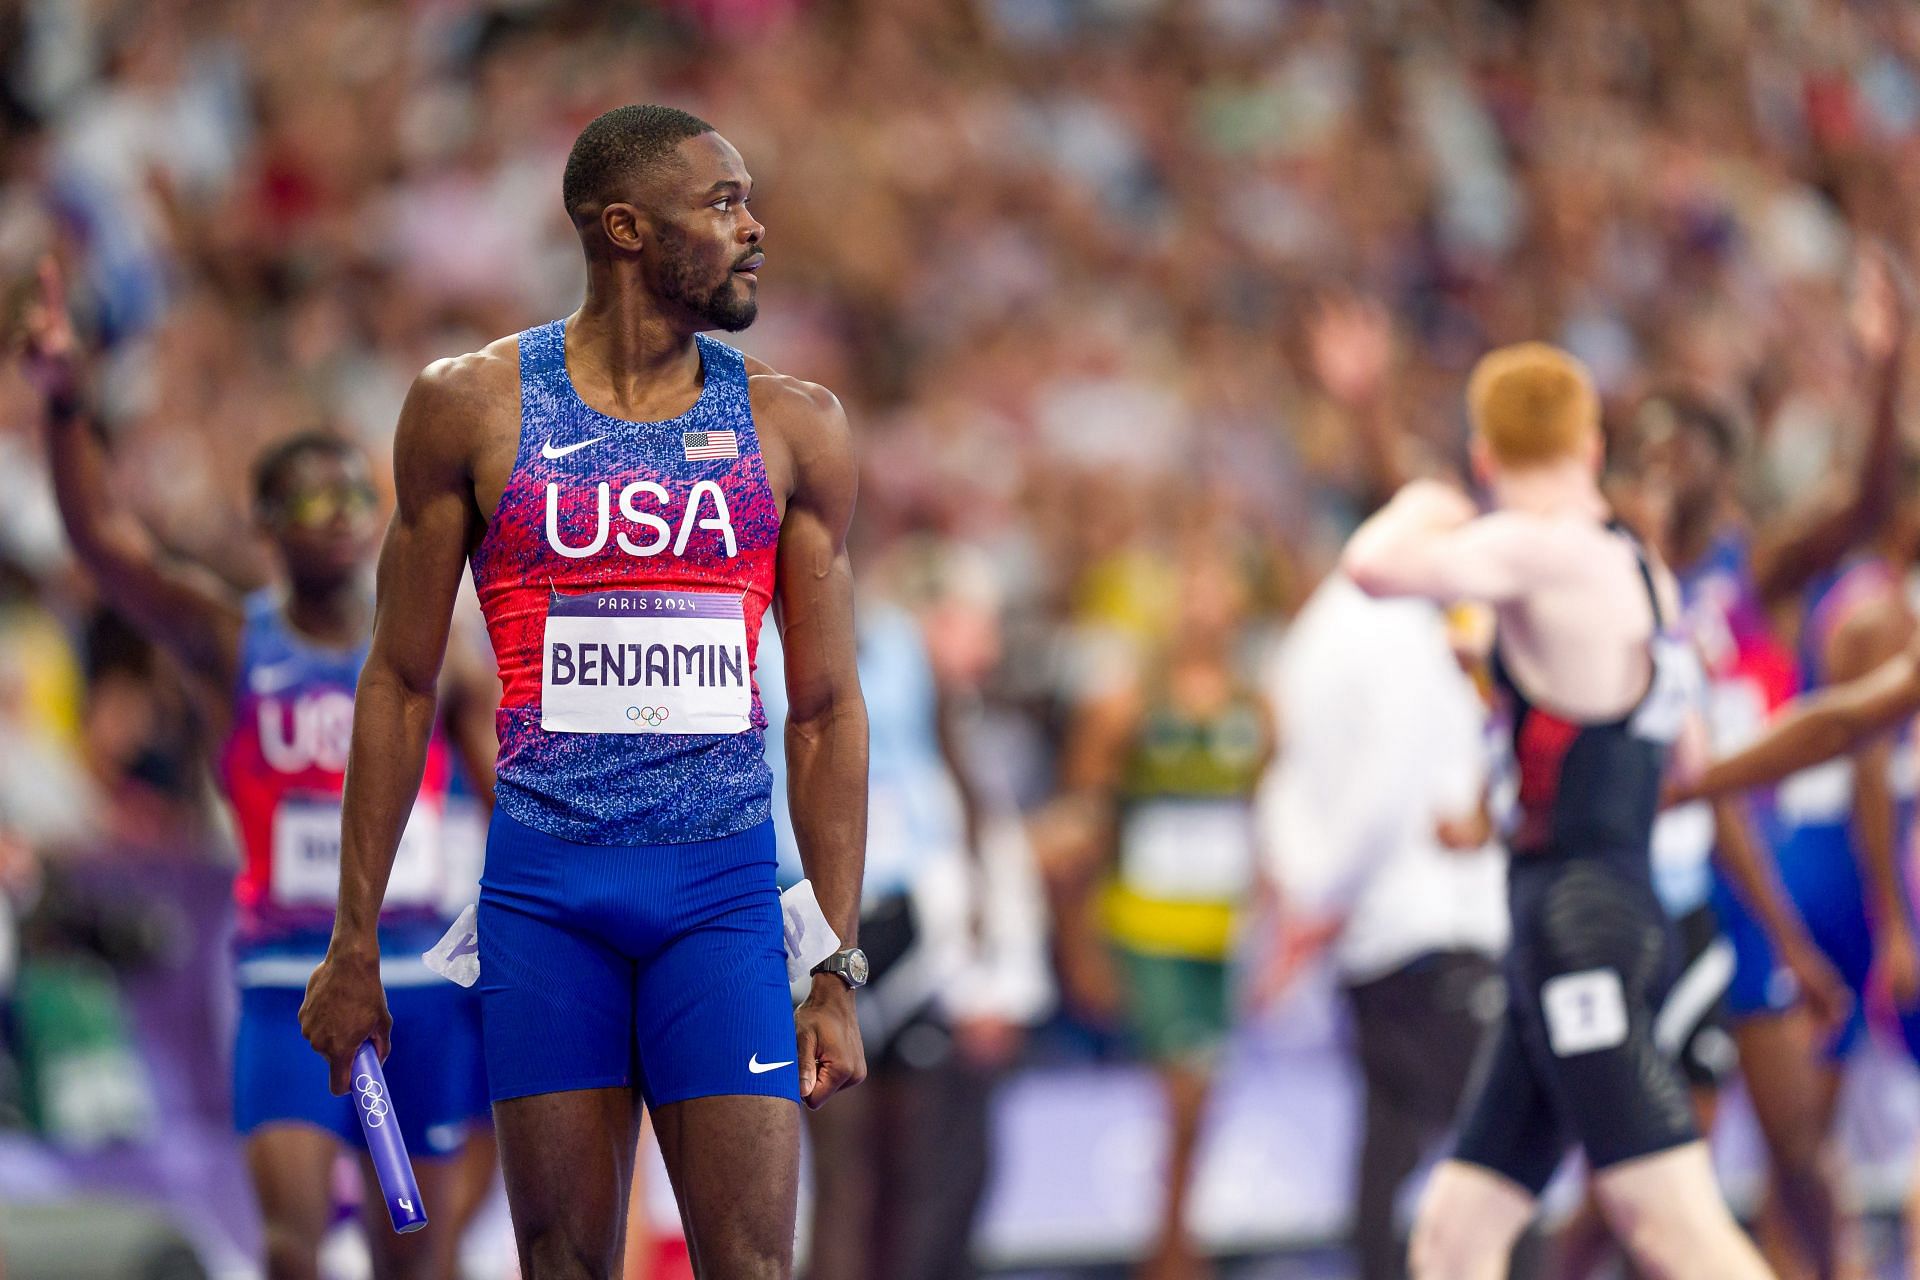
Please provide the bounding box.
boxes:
[297,105,870,1280]
[19,259,498,1280]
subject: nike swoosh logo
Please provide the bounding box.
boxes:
[250,661,303,695]
[748,1054,794,1074]
[541,435,607,460]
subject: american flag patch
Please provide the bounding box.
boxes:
[683,430,739,461]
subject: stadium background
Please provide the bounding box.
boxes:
[3,0,1920,1276]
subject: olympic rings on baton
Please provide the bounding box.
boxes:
[625,706,669,727]
[355,1073,391,1128]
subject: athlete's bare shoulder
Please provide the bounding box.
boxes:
[740,353,854,511]
[409,334,521,435]
[742,354,847,437]
[396,334,523,509]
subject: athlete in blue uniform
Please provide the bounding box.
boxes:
[296,106,869,1280]
[1641,249,1908,1279]
[1736,557,1920,1043]
[18,262,498,1280]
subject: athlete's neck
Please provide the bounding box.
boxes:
[569,273,703,417]
[1492,460,1609,522]
[1666,501,1720,573]
[283,583,371,648]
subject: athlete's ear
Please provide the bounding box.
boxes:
[1469,435,1497,491]
[600,202,646,254]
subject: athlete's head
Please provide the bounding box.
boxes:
[1467,343,1602,488]
[563,104,763,333]
[1624,390,1740,526]
[252,432,379,590]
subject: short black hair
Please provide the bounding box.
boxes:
[562,104,714,219]
[252,431,359,512]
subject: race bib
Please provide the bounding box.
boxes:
[1118,800,1256,901]
[270,799,442,909]
[541,589,752,735]
[1630,634,1703,746]
[1775,757,1855,827]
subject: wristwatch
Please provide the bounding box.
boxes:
[811,947,870,990]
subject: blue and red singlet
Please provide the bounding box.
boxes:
[221,593,486,1154]
[468,320,802,1109]
[469,320,780,845]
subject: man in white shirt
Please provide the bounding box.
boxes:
[1262,572,1508,1280]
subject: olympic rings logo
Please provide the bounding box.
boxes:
[626,706,669,727]
[355,1073,390,1129]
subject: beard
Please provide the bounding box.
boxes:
[657,233,758,332]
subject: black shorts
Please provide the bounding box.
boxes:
[1453,854,1698,1195]
[1658,903,1737,1091]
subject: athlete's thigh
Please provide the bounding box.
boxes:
[1411,1159,1537,1280]
[1591,1141,1767,1278]
[234,982,358,1143]
[1735,1010,1841,1164]
[1453,996,1569,1197]
[1520,861,1696,1173]
[493,1086,643,1279]
[246,1124,341,1269]
[477,887,638,1102]
[628,864,799,1110]
[356,1151,461,1280]
[652,1093,801,1278]
[381,980,494,1161]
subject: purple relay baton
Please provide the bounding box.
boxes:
[351,1041,429,1234]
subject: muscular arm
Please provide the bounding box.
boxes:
[1828,595,1916,941]
[761,375,869,1107]
[333,368,481,944]
[304,359,485,1089]
[23,260,242,689]
[1750,261,1905,606]
[769,383,867,945]
[1671,635,1920,803]
[1342,482,1573,604]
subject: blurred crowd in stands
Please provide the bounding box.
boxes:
[3,0,1920,1274]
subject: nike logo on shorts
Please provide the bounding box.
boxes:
[748,1054,793,1074]
[541,435,607,460]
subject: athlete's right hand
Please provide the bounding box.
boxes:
[1782,935,1853,1039]
[17,256,80,408]
[299,943,393,1096]
[1873,923,1920,1011]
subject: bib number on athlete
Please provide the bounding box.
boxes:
[541,589,752,735]
[270,798,442,908]
[1118,800,1256,901]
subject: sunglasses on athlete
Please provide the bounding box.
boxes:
[271,483,379,531]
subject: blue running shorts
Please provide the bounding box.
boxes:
[476,808,800,1108]
[1714,821,1920,1061]
[232,926,489,1159]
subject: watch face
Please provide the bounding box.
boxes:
[846,949,870,986]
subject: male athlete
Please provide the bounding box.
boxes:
[1342,343,1773,1279]
[18,263,497,1280]
[296,105,869,1280]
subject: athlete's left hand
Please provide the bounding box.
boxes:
[1874,923,1920,1011]
[795,976,866,1109]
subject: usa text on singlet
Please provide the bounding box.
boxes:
[469,320,779,845]
[220,593,455,943]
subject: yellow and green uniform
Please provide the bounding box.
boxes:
[1103,688,1265,1063]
